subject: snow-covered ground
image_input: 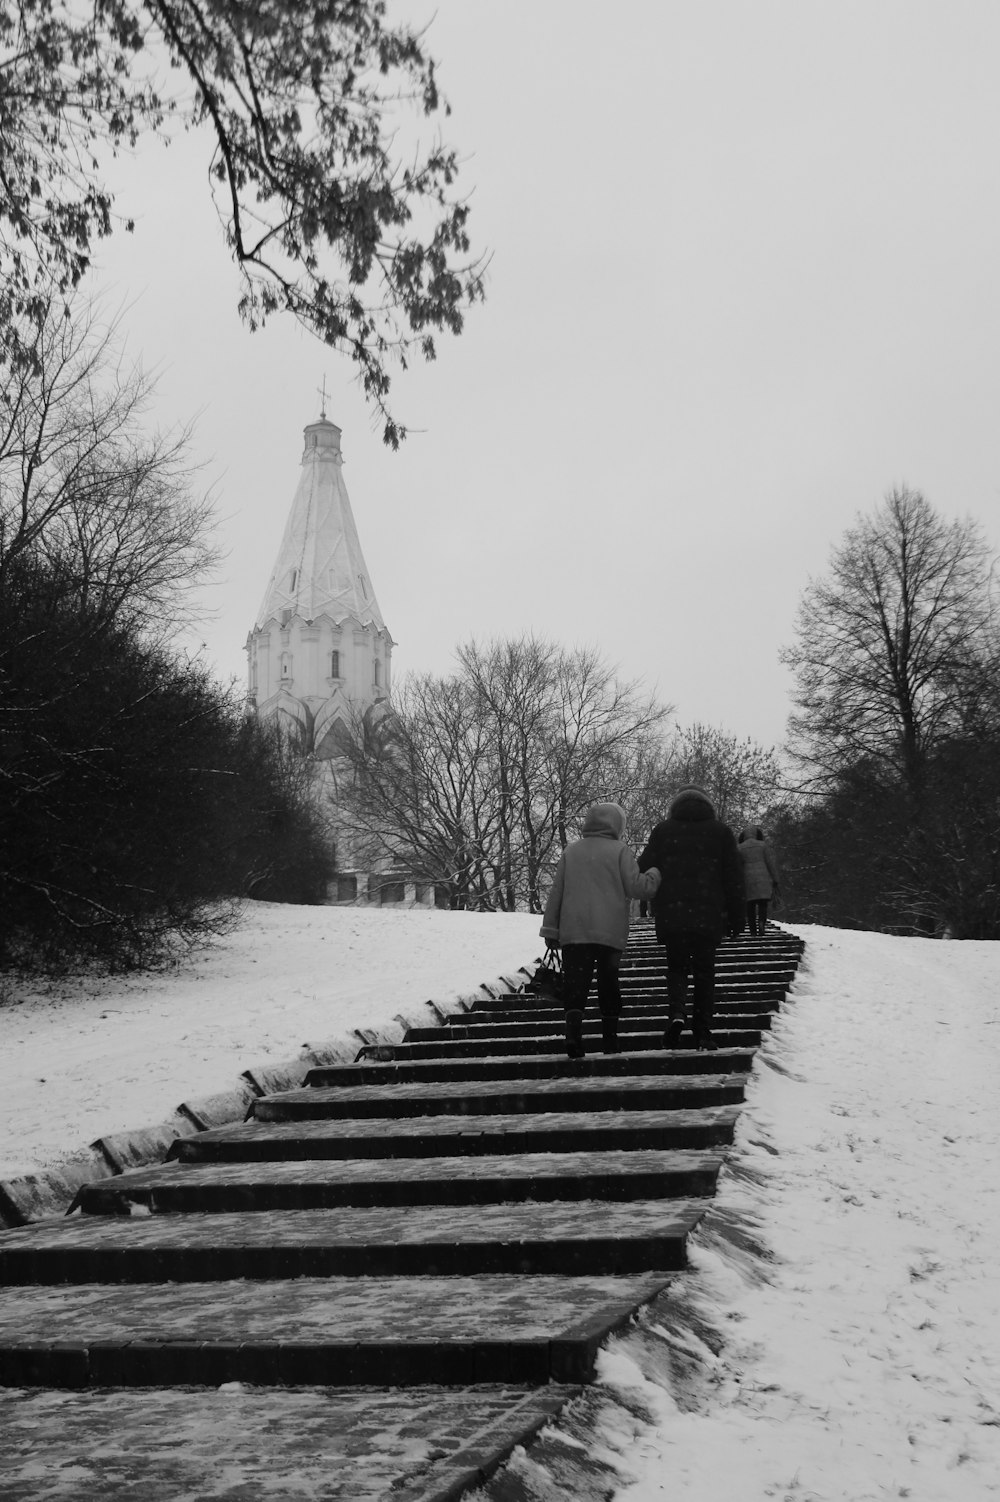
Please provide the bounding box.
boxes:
[2,908,999,1500]
[597,925,1000,1502]
[0,902,542,1179]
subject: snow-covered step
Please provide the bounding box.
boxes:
[304,1046,756,1089]
[351,1025,763,1061]
[403,1011,772,1044]
[619,963,796,982]
[0,1198,711,1282]
[448,1002,779,1031]
[0,1384,576,1501]
[166,1105,741,1164]
[615,967,792,991]
[256,1070,748,1122]
[614,982,792,1001]
[0,1272,673,1386]
[464,992,786,1019]
[75,1149,723,1215]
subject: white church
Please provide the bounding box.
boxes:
[245,408,434,907]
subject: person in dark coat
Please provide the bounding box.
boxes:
[638,785,744,1051]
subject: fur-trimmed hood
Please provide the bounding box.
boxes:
[668,786,716,821]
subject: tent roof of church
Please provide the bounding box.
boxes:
[253,417,387,633]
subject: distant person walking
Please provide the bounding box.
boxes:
[638,786,744,1051]
[540,802,661,1059]
[738,826,781,937]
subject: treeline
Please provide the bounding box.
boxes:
[0,302,333,971]
[343,486,1000,941]
[774,487,1000,938]
[338,636,784,912]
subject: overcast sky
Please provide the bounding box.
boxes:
[91,0,1000,751]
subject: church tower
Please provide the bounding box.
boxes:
[246,411,393,757]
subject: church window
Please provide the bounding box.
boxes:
[281,652,292,679]
[358,573,368,599]
[289,569,298,593]
[330,649,340,679]
[373,659,381,687]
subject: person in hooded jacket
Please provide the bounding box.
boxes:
[540,802,661,1058]
[738,826,781,936]
[637,786,744,1051]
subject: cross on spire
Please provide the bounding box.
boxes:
[317,375,328,421]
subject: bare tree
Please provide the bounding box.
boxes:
[342,637,673,912]
[0,296,219,638]
[340,675,505,910]
[782,486,998,796]
[667,722,786,829]
[775,488,1000,935]
[458,637,561,911]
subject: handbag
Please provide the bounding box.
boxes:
[528,945,564,1003]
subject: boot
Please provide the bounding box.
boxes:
[664,1016,684,1048]
[691,967,715,1052]
[601,1016,620,1054]
[664,971,686,1049]
[565,1009,585,1060]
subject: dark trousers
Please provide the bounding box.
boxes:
[562,943,622,1017]
[746,899,769,935]
[663,932,717,1029]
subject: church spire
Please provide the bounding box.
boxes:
[252,415,386,633]
[247,413,393,756]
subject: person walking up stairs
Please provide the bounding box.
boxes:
[540,803,661,1059]
[638,787,745,1051]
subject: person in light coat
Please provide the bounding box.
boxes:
[540,802,661,1058]
[738,825,781,936]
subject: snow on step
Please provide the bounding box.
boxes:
[404,1012,772,1043]
[254,1070,749,1121]
[77,1148,723,1214]
[376,1027,762,1060]
[0,1273,674,1387]
[444,1000,781,1026]
[0,1198,712,1282]
[304,1047,755,1088]
[0,1384,577,1502]
[167,1105,742,1162]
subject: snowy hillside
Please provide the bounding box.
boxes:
[0,903,541,1179]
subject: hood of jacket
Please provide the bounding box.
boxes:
[581,802,627,840]
[668,785,716,822]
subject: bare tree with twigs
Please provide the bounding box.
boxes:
[0,0,485,445]
[0,295,219,638]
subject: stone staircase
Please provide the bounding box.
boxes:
[0,921,804,1500]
